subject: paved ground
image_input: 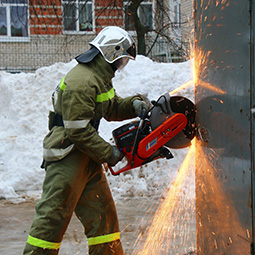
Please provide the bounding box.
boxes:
[0,196,196,255]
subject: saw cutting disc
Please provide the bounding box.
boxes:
[150,94,196,149]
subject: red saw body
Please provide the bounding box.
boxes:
[108,93,196,175]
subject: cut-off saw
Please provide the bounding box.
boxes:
[108,93,196,175]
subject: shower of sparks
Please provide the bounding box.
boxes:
[133,141,196,255]
[169,79,194,95]
[195,140,251,253]
[192,48,227,95]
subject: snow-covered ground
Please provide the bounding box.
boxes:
[0,55,194,203]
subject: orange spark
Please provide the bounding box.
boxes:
[197,80,226,94]
[169,79,194,95]
[133,141,196,255]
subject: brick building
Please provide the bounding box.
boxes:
[0,0,125,72]
[0,0,191,72]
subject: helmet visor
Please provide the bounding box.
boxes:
[127,43,136,59]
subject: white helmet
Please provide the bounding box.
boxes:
[90,26,136,69]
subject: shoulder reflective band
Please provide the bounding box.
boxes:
[96,88,115,103]
[63,119,90,129]
[59,77,66,91]
[87,232,120,246]
[27,235,61,250]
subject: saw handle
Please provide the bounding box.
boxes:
[108,164,118,175]
[108,164,124,176]
[107,153,145,176]
[131,108,148,167]
[107,159,134,176]
[139,107,148,119]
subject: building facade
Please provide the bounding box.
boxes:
[0,0,192,72]
[180,0,194,54]
[0,0,124,72]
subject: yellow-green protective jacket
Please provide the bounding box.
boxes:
[43,54,141,163]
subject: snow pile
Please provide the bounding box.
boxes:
[0,55,194,203]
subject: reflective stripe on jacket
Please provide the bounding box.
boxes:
[43,54,141,162]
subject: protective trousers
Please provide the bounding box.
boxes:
[23,149,124,255]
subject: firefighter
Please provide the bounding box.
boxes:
[23,26,150,255]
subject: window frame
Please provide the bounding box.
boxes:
[62,0,95,35]
[0,1,29,42]
[173,1,181,29]
[123,0,154,34]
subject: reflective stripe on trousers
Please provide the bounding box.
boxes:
[27,235,61,250]
[87,232,120,246]
[26,232,120,250]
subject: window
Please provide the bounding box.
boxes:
[62,0,93,33]
[124,0,153,32]
[0,0,29,41]
[173,3,181,28]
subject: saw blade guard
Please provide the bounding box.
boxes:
[150,93,196,148]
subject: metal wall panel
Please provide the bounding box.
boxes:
[251,0,255,253]
[194,0,253,254]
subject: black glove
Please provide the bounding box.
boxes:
[107,146,124,166]
[132,99,150,116]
